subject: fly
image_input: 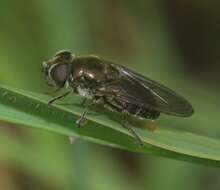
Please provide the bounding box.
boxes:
[42,50,194,146]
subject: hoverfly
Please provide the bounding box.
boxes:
[42,50,194,146]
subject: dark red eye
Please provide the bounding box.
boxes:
[51,64,68,86]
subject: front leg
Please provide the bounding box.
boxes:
[48,91,71,105]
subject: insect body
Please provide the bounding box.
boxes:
[42,50,194,146]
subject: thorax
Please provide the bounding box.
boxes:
[76,86,94,99]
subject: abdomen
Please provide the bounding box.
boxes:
[102,96,160,120]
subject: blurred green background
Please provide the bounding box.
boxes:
[0,0,220,189]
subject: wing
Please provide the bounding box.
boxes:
[100,60,194,117]
[96,77,157,108]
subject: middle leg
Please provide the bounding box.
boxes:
[75,97,102,128]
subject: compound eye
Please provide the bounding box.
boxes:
[51,64,68,86]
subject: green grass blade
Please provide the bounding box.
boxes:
[0,84,220,166]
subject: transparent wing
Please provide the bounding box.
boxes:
[96,77,157,107]
[104,62,194,117]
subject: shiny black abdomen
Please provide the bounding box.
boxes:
[103,96,160,120]
[125,103,160,119]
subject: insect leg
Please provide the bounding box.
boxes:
[122,112,144,147]
[48,91,71,105]
[76,98,102,128]
[80,98,87,107]
[76,107,89,128]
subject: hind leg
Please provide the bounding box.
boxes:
[121,112,144,147]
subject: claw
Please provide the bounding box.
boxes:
[76,117,86,128]
[76,118,82,128]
